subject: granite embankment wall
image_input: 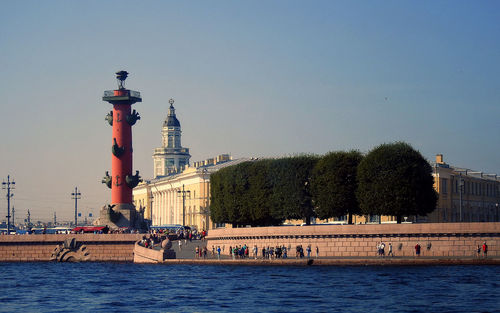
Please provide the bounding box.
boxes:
[206,223,500,258]
[0,234,143,262]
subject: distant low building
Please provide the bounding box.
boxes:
[428,154,499,223]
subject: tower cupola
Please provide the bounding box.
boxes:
[164,99,181,127]
[153,98,191,177]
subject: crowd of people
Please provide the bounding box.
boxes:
[206,244,319,260]
[176,228,207,241]
[138,232,164,249]
[194,246,208,258]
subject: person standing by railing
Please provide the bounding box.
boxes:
[482,242,488,258]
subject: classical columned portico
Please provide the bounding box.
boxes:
[134,158,245,230]
[160,191,167,225]
[152,190,159,225]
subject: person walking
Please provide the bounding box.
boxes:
[388,242,394,257]
[315,246,319,259]
[217,246,221,260]
[415,243,421,257]
[482,242,488,258]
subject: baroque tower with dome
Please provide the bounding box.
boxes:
[152,98,191,177]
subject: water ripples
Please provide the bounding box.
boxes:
[0,263,498,312]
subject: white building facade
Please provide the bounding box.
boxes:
[152,98,191,178]
[133,156,249,230]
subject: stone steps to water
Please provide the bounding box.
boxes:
[170,239,209,259]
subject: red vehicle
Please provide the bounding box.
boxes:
[72,226,109,234]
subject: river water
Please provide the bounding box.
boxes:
[0,263,498,313]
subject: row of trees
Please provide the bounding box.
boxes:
[210,156,318,226]
[210,142,437,226]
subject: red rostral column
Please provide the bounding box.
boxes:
[102,71,142,212]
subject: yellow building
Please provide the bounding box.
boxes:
[291,154,499,225]
[428,154,500,223]
[133,155,252,231]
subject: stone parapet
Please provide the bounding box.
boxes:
[206,223,500,258]
[133,241,176,263]
[0,233,143,262]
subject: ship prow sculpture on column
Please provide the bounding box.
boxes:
[95,71,145,230]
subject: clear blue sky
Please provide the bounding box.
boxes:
[1,1,499,222]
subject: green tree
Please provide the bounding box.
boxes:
[356,142,437,223]
[209,169,226,224]
[210,160,283,227]
[311,150,363,224]
[247,160,283,226]
[227,162,252,226]
[210,163,251,226]
[210,156,318,226]
[269,155,319,224]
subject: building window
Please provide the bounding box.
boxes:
[155,161,162,176]
[369,215,380,223]
[441,178,447,194]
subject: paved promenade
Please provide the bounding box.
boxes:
[164,238,499,266]
[162,258,500,266]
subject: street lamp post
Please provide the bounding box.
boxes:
[2,175,15,235]
[459,175,464,222]
[149,189,154,225]
[177,184,190,226]
[71,187,81,227]
[202,168,210,230]
[496,203,499,222]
